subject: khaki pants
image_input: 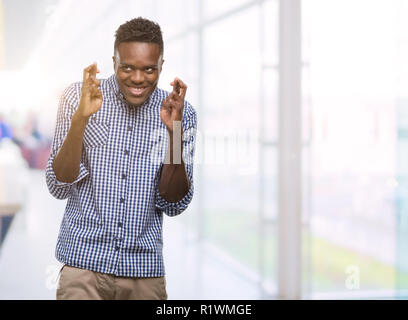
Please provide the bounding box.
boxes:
[56,265,168,300]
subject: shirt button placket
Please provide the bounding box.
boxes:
[117,126,131,258]
[119,147,128,251]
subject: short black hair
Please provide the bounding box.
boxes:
[114,17,163,55]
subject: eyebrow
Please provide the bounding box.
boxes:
[119,63,158,69]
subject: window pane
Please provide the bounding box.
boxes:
[302,0,403,297]
[259,148,278,296]
[396,0,408,295]
[261,0,279,67]
[202,6,261,276]
[261,69,278,143]
[154,0,198,38]
[203,0,251,20]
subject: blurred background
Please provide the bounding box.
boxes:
[0,0,407,299]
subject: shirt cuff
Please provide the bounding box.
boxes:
[155,182,194,216]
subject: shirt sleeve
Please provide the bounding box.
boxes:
[45,83,89,200]
[155,104,197,217]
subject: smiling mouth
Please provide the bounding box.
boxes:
[127,86,147,97]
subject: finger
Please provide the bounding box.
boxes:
[87,78,100,89]
[90,62,97,74]
[172,77,187,99]
[165,95,175,107]
[167,99,174,107]
[175,78,187,90]
[89,63,98,81]
[161,100,170,111]
[86,64,98,88]
[83,63,95,83]
[166,95,174,105]
[176,78,187,99]
[168,92,180,104]
[171,78,180,95]
[91,86,102,99]
[94,89,102,99]
[89,83,97,95]
[93,78,101,87]
[83,62,96,82]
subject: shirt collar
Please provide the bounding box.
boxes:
[107,74,158,109]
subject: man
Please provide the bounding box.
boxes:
[46,17,197,300]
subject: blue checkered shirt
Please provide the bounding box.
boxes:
[45,74,197,277]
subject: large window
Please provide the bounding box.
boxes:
[160,0,408,299]
[302,0,408,298]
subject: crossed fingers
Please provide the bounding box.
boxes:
[170,77,187,100]
[83,62,101,97]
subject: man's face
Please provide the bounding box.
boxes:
[113,41,163,107]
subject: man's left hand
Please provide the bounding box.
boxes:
[160,77,187,133]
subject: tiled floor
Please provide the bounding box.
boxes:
[0,169,260,300]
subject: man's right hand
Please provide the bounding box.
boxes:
[76,62,103,120]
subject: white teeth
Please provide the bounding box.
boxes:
[129,87,145,95]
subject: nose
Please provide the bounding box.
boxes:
[130,69,144,84]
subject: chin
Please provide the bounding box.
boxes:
[126,96,147,107]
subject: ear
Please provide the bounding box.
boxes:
[112,55,117,72]
[160,58,165,73]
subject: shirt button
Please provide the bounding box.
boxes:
[128,126,132,131]
[120,198,125,203]
[122,174,126,179]
[115,246,120,251]
[118,222,123,227]
[124,150,129,155]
